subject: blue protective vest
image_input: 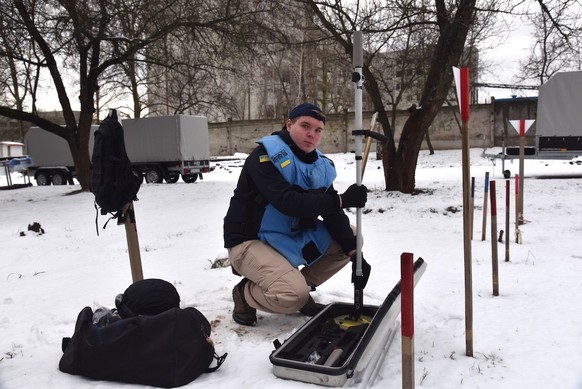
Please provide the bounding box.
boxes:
[258,135,337,267]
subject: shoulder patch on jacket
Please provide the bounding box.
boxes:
[259,154,270,163]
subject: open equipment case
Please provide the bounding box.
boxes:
[270,257,426,387]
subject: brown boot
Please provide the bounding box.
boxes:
[232,278,257,326]
[299,296,326,316]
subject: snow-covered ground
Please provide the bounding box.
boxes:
[1,149,581,388]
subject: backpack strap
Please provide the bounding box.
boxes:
[206,351,228,373]
[94,201,100,236]
[94,201,136,236]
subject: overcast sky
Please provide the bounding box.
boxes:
[32,13,538,112]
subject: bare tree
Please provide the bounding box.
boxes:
[517,0,582,85]
[302,0,486,192]
[0,0,272,190]
[226,3,354,120]
[0,3,42,140]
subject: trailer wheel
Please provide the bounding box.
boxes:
[52,171,67,185]
[36,172,51,186]
[181,174,198,183]
[131,168,144,184]
[145,168,163,184]
[165,175,179,183]
[503,170,511,179]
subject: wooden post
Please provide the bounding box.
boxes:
[470,176,475,240]
[518,134,525,225]
[505,180,510,262]
[509,119,534,227]
[361,112,378,180]
[123,202,144,282]
[489,181,499,296]
[514,174,522,244]
[401,252,415,389]
[455,66,473,357]
[481,172,489,241]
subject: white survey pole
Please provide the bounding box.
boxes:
[352,30,364,317]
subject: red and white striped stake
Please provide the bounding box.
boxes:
[505,180,510,262]
[454,67,471,122]
[481,172,489,241]
[509,119,535,227]
[489,180,499,296]
[453,66,473,357]
[401,252,415,389]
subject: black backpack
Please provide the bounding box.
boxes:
[91,109,140,226]
[59,306,227,388]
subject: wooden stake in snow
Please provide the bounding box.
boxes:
[490,180,499,296]
[509,119,535,226]
[361,112,378,180]
[123,202,143,282]
[505,180,510,262]
[470,176,475,240]
[481,172,489,241]
[453,66,473,357]
[514,174,522,244]
[401,252,415,389]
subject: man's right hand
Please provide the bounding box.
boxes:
[340,184,367,208]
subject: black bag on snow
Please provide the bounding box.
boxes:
[59,306,227,388]
[115,278,181,319]
[91,109,140,219]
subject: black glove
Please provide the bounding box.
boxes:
[351,254,371,289]
[340,184,367,208]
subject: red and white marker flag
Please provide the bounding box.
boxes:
[509,119,535,137]
[453,66,470,122]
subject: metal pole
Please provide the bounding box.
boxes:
[352,30,364,318]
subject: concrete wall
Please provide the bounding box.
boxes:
[1,98,537,156]
[208,104,495,156]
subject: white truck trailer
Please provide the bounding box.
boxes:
[533,71,582,159]
[483,71,582,175]
[25,115,212,186]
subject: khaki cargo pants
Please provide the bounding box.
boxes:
[229,239,351,314]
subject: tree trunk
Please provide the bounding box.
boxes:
[425,131,435,155]
[382,0,477,193]
[68,124,93,191]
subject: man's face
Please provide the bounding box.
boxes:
[286,115,324,154]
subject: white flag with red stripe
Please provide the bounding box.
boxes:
[509,119,535,137]
[453,66,470,122]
